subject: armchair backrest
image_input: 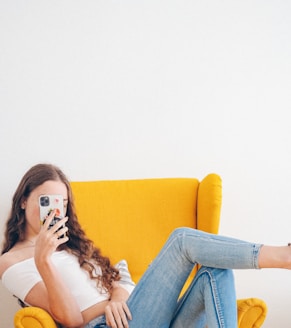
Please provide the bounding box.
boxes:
[70,173,222,283]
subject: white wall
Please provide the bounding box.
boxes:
[1,1,291,326]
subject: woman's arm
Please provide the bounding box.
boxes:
[26,257,84,327]
[28,213,84,327]
[104,282,132,328]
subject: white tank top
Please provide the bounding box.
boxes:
[2,250,110,311]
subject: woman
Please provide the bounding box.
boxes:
[0,163,291,328]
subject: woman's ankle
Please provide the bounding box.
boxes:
[258,245,291,269]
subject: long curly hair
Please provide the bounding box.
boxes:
[1,163,120,293]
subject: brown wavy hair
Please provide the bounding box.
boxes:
[1,163,120,293]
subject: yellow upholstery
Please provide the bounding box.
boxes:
[14,306,58,328]
[14,174,267,328]
[237,298,268,328]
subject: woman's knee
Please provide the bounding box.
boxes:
[197,267,234,283]
[170,227,193,238]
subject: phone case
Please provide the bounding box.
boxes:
[39,194,64,223]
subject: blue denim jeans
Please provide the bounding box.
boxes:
[85,314,106,327]
[86,227,262,328]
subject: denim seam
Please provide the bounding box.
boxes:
[204,269,225,328]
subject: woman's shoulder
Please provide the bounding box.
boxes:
[0,245,35,278]
[0,251,16,278]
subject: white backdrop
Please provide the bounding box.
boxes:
[1,1,291,327]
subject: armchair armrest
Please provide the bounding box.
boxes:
[237,298,267,328]
[14,307,58,328]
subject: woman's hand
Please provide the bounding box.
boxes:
[105,282,132,328]
[34,210,69,263]
[105,300,132,328]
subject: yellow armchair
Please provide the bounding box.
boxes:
[14,174,267,328]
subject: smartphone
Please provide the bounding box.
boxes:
[39,194,65,238]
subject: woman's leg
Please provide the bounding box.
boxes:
[170,267,237,328]
[127,227,262,327]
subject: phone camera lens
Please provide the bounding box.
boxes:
[40,196,50,207]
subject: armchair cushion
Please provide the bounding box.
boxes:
[115,259,135,294]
